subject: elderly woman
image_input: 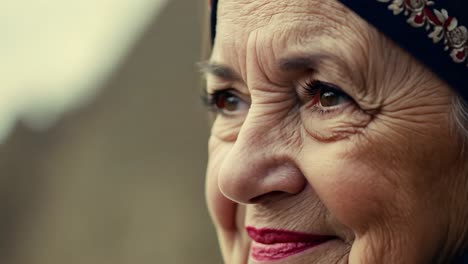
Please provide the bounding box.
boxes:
[202,0,468,263]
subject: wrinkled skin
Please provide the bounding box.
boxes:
[203,0,468,263]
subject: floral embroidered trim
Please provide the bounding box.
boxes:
[378,0,468,67]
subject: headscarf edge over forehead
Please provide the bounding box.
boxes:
[209,0,468,102]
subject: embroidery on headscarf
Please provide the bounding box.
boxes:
[378,0,468,67]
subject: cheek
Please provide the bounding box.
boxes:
[205,138,238,232]
[299,143,398,235]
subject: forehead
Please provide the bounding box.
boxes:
[211,0,365,86]
[215,0,351,48]
[217,0,349,29]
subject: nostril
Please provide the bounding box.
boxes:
[249,191,287,204]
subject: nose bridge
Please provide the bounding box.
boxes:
[216,31,307,204]
[217,112,306,204]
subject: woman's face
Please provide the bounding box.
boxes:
[204,0,467,263]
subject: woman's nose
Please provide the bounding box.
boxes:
[217,126,307,204]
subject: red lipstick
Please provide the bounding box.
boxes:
[246,226,335,262]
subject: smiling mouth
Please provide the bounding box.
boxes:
[246,226,336,262]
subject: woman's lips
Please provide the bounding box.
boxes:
[246,226,336,262]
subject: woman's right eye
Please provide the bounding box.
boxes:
[204,89,249,117]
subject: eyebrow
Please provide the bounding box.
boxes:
[198,56,321,82]
[277,52,339,72]
[279,52,362,85]
[278,56,317,72]
[198,52,357,86]
[198,61,242,81]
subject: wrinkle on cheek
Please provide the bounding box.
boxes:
[206,138,237,230]
[324,164,391,232]
[371,112,449,143]
[344,130,410,193]
[211,116,245,143]
[300,139,407,229]
[342,107,455,203]
[304,140,428,263]
[207,137,251,264]
[373,87,453,133]
[301,108,373,142]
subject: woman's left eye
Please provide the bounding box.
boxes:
[303,80,351,108]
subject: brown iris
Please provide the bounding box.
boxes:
[320,90,342,107]
[304,80,349,108]
[215,93,240,112]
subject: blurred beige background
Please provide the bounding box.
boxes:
[0,0,221,263]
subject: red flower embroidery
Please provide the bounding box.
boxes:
[378,0,468,66]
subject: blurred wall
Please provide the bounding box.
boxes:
[0,0,221,263]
